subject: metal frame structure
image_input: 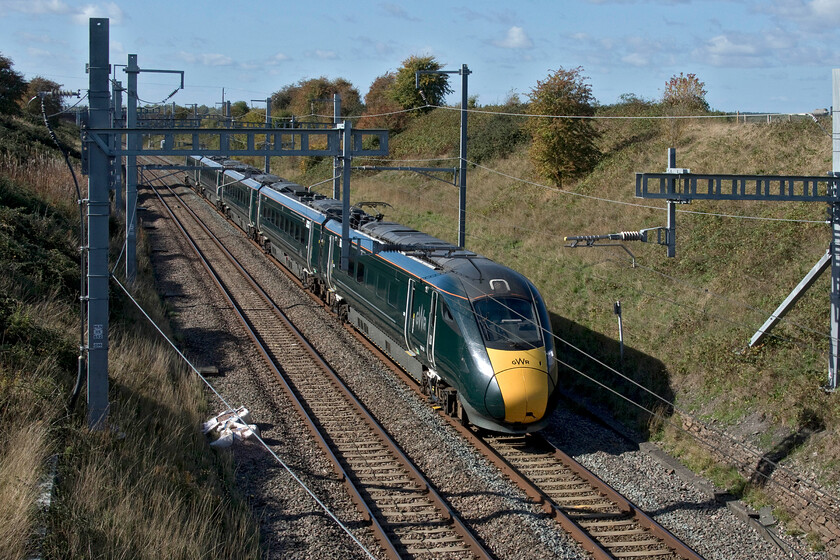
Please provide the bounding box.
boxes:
[416,64,470,248]
[79,18,388,427]
[636,85,840,389]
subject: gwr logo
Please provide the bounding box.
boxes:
[511,357,530,366]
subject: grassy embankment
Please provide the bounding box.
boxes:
[271,103,838,523]
[0,114,258,559]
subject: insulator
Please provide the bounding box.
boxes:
[39,90,80,98]
[616,231,643,241]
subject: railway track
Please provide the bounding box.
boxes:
[141,166,492,560]
[480,434,703,560]
[353,328,706,560]
[139,156,704,559]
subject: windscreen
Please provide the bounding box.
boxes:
[472,296,543,350]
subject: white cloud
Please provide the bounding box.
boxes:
[809,0,840,20]
[705,35,759,57]
[71,2,124,24]
[178,52,234,66]
[494,26,533,49]
[381,3,420,21]
[273,52,289,62]
[308,49,338,60]
[16,31,68,47]
[621,53,649,67]
[27,47,53,58]
[694,34,769,67]
[1,0,69,14]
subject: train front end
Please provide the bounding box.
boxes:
[445,263,559,434]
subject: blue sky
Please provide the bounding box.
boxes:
[1,0,838,114]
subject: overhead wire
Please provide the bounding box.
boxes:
[183,154,840,534]
[350,172,839,507]
[465,159,826,224]
[46,91,89,117]
[307,102,822,123]
[35,93,87,412]
[358,170,830,348]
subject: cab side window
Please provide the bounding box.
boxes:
[440,298,461,334]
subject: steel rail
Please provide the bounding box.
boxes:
[353,330,705,560]
[143,177,399,560]
[141,160,492,559]
[153,155,702,559]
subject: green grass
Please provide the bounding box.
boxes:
[339,106,840,488]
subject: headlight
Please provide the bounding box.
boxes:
[546,346,556,373]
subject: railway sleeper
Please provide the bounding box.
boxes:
[605,538,665,548]
[611,550,675,558]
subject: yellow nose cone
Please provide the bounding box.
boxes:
[486,347,549,424]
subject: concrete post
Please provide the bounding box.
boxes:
[86,18,111,429]
[333,94,342,200]
[458,64,469,248]
[125,55,139,282]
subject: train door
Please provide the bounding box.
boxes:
[426,291,438,370]
[405,280,432,360]
[325,236,336,292]
[306,222,315,272]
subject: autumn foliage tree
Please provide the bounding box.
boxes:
[271,76,363,121]
[359,72,408,131]
[663,72,708,112]
[526,66,600,187]
[662,72,708,145]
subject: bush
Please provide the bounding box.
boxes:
[468,104,530,163]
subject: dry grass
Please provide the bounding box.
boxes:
[0,420,52,560]
[0,152,79,216]
[47,332,258,560]
[0,114,259,559]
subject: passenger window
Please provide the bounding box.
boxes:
[356,261,365,283]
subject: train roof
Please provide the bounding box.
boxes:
[191,154,535,300]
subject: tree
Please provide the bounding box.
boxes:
[662,72,708,145]
[230,100,249,118]
[0,53,27,115]
[391,55,452,113]
[271,77,363,120]
[526,66,600,187]
[358,72,408,132]
[22,76,63,120]
[662,72,708,112]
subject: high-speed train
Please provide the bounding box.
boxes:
[185,155,560,433]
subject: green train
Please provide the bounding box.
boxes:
[186,155,560,433]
